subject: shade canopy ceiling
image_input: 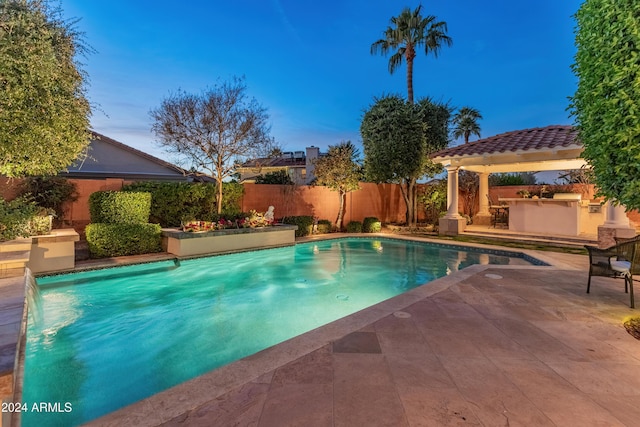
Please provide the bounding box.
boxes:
[431,125,587,173]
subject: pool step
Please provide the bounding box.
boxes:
[463,229,597,248]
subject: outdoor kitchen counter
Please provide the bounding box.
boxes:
[499,197,584,236]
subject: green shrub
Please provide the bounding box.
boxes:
[89,191,151,224]
[281,215,314,237]
[362,217,381,233]
[0,197,38,242]
[489,172,537,186]
[220,182,244,217]
[19,176,77,224]
[123,182,215,226]
[346,221,362,233]
[254,170,293,185]
[316,219,332,234]
[85,223,162,258]
[28,214,53,236]
[420,179,447,226]
[122,182,243,226]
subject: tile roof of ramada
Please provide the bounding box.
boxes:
[431,125,579,159]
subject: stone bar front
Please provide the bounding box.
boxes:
[500,195,603,237]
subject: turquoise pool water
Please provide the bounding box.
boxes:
[22,237,536,426]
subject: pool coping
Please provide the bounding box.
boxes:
[17,233,570,426]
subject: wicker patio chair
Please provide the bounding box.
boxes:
[585,236,638,308]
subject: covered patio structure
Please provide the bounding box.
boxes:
[431,125,634,242]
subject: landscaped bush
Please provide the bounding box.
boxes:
[85,223,162,258]
[346,221,362,233]
[89,191,151,224]
[420,180,447,226]
[19,176,77,225]
[28,214,53,236]
[489,172,537,186]
[122,182,244,226]
[316,219,332,234]
[362,217,381,233]
[281,215,314,237]
[123,182,216,226]
[0,197,38,242]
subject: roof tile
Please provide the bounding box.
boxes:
[432,125,579,159]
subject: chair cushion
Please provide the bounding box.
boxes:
[610,260,631,273]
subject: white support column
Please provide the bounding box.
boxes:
[478,173,490,216]
[444,166,462,219]
[439,165,467,236]
[473,172,493,226]
[598,200,636,247]
[604,202,631,227]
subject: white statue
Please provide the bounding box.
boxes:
[264,205,275,223]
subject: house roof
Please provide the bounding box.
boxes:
[431,125,586,173]
[60,132,191,181]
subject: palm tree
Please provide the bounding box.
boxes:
[452,106,482,143]
[370,5,452,104]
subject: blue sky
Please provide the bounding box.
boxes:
[62,0,583,160]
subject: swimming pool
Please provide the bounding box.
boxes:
[22,237,538,426]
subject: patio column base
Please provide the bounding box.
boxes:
[439,217,467,236]
[473,213,493,226]
[597,225,636,248]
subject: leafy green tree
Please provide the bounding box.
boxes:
[452,106,482,144]
[570,0,640,209]
[312,141,362,230]
[255,170,293,185]
[458,170,479,218]
[361,95,449,226]
[0,0,91,176]
[150,76,276,214]
[370,5,452,104]
[419,179,447,227]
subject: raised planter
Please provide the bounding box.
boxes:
[161,224,298,257]
[28,229,79,274]
[0,229,79,276]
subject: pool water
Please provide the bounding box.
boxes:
[22,238,534,426]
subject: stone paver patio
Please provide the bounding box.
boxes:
[86,247,640,427]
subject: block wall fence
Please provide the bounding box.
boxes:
[2,178,638,235]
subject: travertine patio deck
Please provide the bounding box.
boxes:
[85,241,640,427]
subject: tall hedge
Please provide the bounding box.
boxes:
[571,0,640,209]
[122,182,244,226]
[89,191,151,224]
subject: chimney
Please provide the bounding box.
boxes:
[305,146,320,184]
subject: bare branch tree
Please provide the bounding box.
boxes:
[150,76,276,213]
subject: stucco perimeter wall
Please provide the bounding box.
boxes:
[64,178,132,225]
[3,178,638,230]
[241,182,416,224]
